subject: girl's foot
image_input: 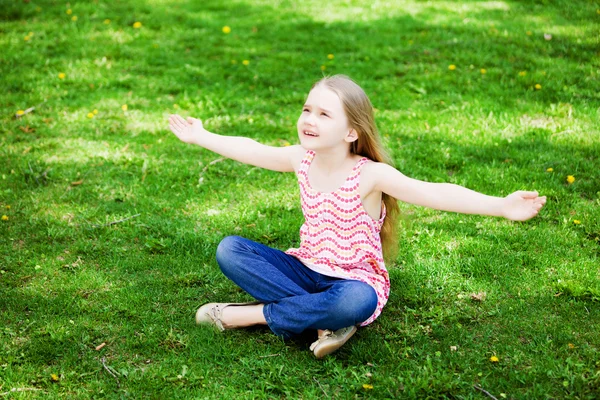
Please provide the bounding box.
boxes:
[310,326,357,358]
[195,302,263,331]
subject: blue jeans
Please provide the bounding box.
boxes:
[215,236,378,339]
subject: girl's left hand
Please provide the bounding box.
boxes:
[502,191,547,221]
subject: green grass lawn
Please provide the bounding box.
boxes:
[1,0,599,398]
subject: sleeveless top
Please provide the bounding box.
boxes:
[285,150,389,325]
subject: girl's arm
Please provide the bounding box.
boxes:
[168,114,303,172]
[370,163,546,221]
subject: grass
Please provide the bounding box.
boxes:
[1,0,599,398]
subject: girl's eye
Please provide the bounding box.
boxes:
[302,108,309,113]
[321,112,329,117]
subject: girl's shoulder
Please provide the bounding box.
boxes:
[288,145,310,173]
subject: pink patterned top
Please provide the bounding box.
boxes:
[285,150,389,325]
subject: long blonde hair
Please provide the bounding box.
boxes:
[314,75,400,263]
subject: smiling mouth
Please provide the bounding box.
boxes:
[303,130,319,137]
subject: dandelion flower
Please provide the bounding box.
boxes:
[66,9,72,15]
[58,72,66,79]
[480,69,487,74]
[222,26,231,34]
[448,64,456,71]
[5,205,10,210]
[87,112,94,119]
[519,71,527,77]
[327,54,334,60]
[242,60,250,66]
[71,16,77,22]
[573,220,581,225]
[362,384,373,390]
[546,167,553,172]
[122,104,128,111]
[133,21,142,28]
[24,36,31,41]
[93,109,98,115]
[567,175,575,184]
[104,19,111,24]
[568,343,575,349]
[535,84,542,90]
[320,65,326,71]
[1,215,8,221]
[16,110,25,116]
[490,356,499,363]
[50,374,59,382]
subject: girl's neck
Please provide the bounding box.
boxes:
[311,147,356,175]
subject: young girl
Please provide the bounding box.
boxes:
[168,75,546,358]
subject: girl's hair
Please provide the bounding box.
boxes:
[313,75,400,263]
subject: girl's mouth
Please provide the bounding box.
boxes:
[303,130,319,137]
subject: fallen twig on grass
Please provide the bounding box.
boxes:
[0,387,43,396]
[201,157,225,173]
[101,357,121,387]
[313,377,329,399]
[103,213,141,227]
[258,353,280,358]
[473,385,498,400]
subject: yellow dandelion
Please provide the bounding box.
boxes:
[87,112,94,119]
[93,109,98,115]
[121,104,128,111]
[16,110,25,116]
[327,54,334,60]
[573,220,581,225]
[362,384,373,390]
[490,356,499,363]
[104,19,111,24]
[480,69,487,74]
[5,205,10,210]
[535,84,542,90]
[448,64,456,71]
[24,36,31,41]
[66,9,72,15]
[519,71,527,77]
[1,215,8,221]
[58,72,66,79]
[546,167,553,172]
[320,65,326,71]
[50,374,59,382]
[72,16,78,21]
[568,343,575,349]
[133,21,142,28]
[567,175,575,184]
[222,26,231,34]
[242,60,250,66]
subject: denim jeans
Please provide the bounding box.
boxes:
[215,236,378,339]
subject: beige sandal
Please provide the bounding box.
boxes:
[310,326,357,358]
[195,302,260,331]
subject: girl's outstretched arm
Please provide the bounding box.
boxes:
[168,114,303,172]
[369,163,546,221]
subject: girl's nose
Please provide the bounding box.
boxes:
[304,113,316,125]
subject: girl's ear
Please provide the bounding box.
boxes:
[345,128,359,143]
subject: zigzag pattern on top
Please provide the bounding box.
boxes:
[286,150,390,327]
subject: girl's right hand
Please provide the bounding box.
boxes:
[168,114,206,145]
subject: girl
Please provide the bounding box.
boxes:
[168,75,546,358]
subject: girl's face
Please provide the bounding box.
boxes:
[297,84,357,151]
